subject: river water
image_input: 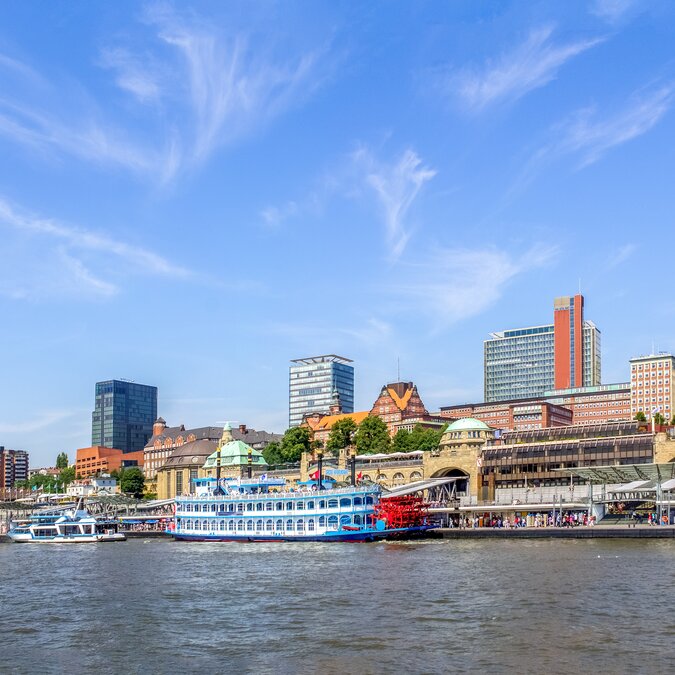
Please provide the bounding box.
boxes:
[1,538,674,674]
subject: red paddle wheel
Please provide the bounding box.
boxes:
[372,495,429,529]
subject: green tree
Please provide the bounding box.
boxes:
[408,424,445,452]
[15,479,30,490]
[653,412,666,425]
[55,452,69,469]
[119,467,145,498]
[392,428,412,453]
[59,466,76,486]
[354,416,391,455]
[279,427,313,463]
[262,441,284,466]
[326,417,357,454]
[670,415,675,426]
[634,411,647,422]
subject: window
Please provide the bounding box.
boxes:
[308,519,315,531]
[276,519,283,530]
[327,515,338,529]
[246,520,254,531]
[339,498,351,508]
[266,520,273,531]
[286,519,293,531]
[256,519,263,531]
[319,516,326,527]
[297,519,305,532]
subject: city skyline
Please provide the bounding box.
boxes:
[2,2,675,467]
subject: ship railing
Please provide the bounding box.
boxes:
[175,485,378,501]
[356,459,424,468]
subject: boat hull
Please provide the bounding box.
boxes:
[172,525,434,543]
[7,533,127,543]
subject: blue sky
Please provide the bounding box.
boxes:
[2,1,675,467]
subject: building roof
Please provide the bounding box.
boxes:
[160,440,217,469]
[310,411,370,431]
[386,383,414,410]
[290,354,353,365]
[446,418,491,432]
[145,424,281,449]
[203,440,268,468]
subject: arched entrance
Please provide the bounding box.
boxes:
[430,468,471,500]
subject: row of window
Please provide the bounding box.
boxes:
[179,496,374,513]
[180,515,363,532]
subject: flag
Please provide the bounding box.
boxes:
[310,470,319,480]
[260,473,267,481]
[357,472,363,480]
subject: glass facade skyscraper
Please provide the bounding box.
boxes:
[484,295,601,402]
[91,379,158,452]
[289,355,354,427]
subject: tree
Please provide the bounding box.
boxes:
[671,415,675,426]
[59,466,76,486]
[279,427,313,463]
[408,424,445,452]
[119,467,145,498]
[262,441,284,466]
[653,412,666,425]
[634,411,646,422]
[326,418,357,454]
[354,416,390,455]
[55,452,69,469]
[392,429,412,453]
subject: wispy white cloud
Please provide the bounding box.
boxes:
[260,201,300,228]
[554,84,674,167]
[445,26,603,111]
[0,197,189,299]
[354,148,436,259]
[392,244,558,325]
[0,8,331,184]
[511,83,674,194]
[591,0,639,23]
[0,410,74,434]
[607,243,637,268]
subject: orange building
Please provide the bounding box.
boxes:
[75,446,145,478]
[304,381,443,443]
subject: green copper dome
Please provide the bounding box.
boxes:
[446,417,491,432]
[203,440,268,468]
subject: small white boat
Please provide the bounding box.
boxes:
[7,498,126,543]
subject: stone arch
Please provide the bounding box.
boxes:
[430,467,471,496]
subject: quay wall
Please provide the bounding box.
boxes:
[437,526,675,539]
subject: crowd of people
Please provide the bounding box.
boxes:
[448,512,597,528]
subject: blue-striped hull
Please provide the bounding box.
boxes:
[172,525,435,543]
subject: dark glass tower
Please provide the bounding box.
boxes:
[91,380,158,452]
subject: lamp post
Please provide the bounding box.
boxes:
[247,447,253,479]
[350,445,357,486]
[317,447,324,491]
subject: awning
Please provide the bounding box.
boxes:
[556,463,675,484]
[611,480,653,492]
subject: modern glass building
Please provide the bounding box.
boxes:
[484,295,601,402]
[289,355,354,427]
[91,379,158,453]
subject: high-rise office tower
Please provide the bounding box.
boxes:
[289,355,354,427]
[484,294,601,402]
[91,379,158,452]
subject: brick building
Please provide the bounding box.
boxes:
[0,447,29,489]
[75,446,144,478]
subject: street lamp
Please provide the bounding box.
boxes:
[317,447,324,491]
[350,445,357,486]
[247,447,253,479]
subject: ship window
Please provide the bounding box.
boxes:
[319,516,326,527]
[339,498,351,508]
[237,503,244,512]
[185,504,192,512]
[202,520,209,531]
[218,504,224,513]
[365,496,374,505]
[237,521,244,531]
[266,520,273,531]
[227,503,234,512]
[256,503,263,511]
[327,515,338,530]
[246,520,254,531]
[354,515,362,525]
[340,515,351,525]
[296,519,304,532]
[275,502,283,511]
[328,499,338,509]
[307,501,315,510]
[276,519,283,530]
[319,500,326,509]
[219,520,225,531]
[286,519,293,531]
[211,504,217,512]
[193,521,200,530]
[256,519,263,531]
[246,503,253,512]
[308,519,315,531]
[296,501,304,510]
[353,497,362,506]
[286,502,293,511]
[265,502,273,511]
[228,521,235,531]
